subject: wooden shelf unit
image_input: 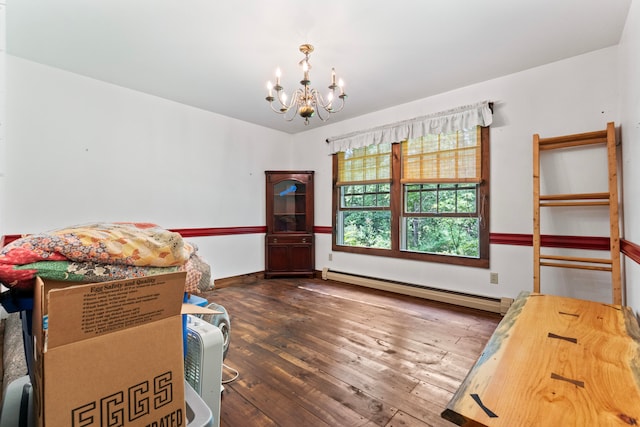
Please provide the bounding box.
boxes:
[533,122,621,304]
[265,170,315,278]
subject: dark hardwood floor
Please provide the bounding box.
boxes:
[201,277,501,427]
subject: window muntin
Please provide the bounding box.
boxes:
[341,183,391,209]
[402,183,480,257]
[332,126,489,268]
[336,144,392,250]
[404,183,477,214]
[339,183,391,249]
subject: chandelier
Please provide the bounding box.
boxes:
[265,44,347,125]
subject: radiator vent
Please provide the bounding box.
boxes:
[321,268,512,315]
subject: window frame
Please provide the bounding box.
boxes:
[331,126,490,268]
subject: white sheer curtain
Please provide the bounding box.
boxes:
[327,100,493,154]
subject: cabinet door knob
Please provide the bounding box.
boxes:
[302,238,307,243]
[273,238,278,243]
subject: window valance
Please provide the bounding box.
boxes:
[327,100,492,154]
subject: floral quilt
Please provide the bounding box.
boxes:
[0,222,212,293]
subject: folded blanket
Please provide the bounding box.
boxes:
[0,222,212,293]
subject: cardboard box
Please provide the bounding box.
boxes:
[32,272,189,427]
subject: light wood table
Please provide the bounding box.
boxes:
[442,292,640,426]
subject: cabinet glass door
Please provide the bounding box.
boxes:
[272,180,307,232]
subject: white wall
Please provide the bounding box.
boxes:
[294,46,621,304]
[0,1,6,229]
[619,0,640,314]
[2,56,294,279]
[0,1,7,320]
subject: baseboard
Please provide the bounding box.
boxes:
[321,268,513,315]
[211,268,513,315]
[212,272,264,289]
[213,270,324,288]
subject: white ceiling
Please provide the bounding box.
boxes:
[6,0,633,134]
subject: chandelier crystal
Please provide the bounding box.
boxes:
[265,44,347,125]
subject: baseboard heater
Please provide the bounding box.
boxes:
[321,268,513,315]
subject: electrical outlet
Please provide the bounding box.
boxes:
[328,253,333,261]
[490,272,499,284]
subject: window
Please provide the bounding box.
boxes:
[332,126,489,268]
[336,142,392,249]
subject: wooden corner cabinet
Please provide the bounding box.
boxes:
[265,170,315,278]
